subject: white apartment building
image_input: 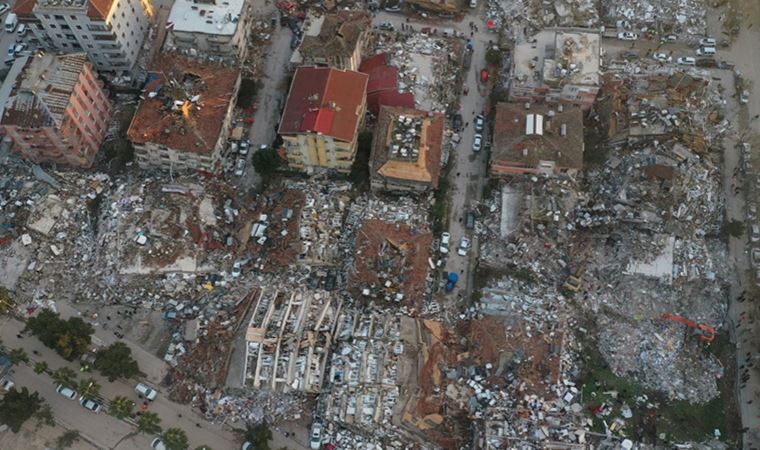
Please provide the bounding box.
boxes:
[165,0,252,60]
[31,0,150,73]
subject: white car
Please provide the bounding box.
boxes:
[457,237,471,256]
[752,225,760,242]
[80,398,102,413]
[474,114,485,132]
[135,382,158,401]
[234,158,246,176]
[56,384,77,400]
[617,32,638,41]
[151,438,167,450]
[676,57,696,66]
[231,261,243,277]
[0,4,8,15]
[752,248,760,267]
[439,232,451,254]
[472,134,482,152]
[310,422,323,450]
[741,90,750,104]
[653,52,672,62]
[699,37,716,47]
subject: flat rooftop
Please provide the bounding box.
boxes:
[168,0,245,35]
[127,54,240,154]
[513,29,600,89]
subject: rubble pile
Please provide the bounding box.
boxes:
[603,0,707,39]
[485,0,598,43]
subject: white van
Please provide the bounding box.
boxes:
[696,46,715,56]
[17,24,26,36]
[135,382,158,400]
[4,13,17,33]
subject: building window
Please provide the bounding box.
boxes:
[54,14,64,20]
[70,15,77,19]
[43,14,50,19]
[76,25,82,30]
[49,24,56,28]
[61,24,70,29]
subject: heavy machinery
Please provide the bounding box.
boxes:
[660,313,716,343]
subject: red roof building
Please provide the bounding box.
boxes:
[279,67,368,173]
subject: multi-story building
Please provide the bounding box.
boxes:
[369,106,443,193]
[490,102,584,176]
[509,28,601,111]
[0,53,112,168]
[24,0,150,73]
[127,54,241,173]
[291,10,371,71]
[165,0,253,61]
[279,66,368,173]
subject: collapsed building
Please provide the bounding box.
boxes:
[244,288,341,393]
[0,53,112,168]
[369,106,444,193]
[509,28,601,111]
[127,55,241,173]
[291,10,372,71]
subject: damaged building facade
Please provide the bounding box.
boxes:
[165,0,253,60]
[278,66,368,173]
[490,102,584,176]
[509,29,601,111]
[291,10,371,71]
[0,53,112,168]
[27,0,150,72]
[369,106,443,193]
[127,55,241,173]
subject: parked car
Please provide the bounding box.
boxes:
[617,32,638,41]
[235,158,246,176]
[747,204,757,221]
[150,438,167,450]
[1,379,14,391]
[56,384,77,400]
[676,57,696,66]
[242,442,253,450]
[751,224,760,242]
[80,398,102,413]
[378,22,395,31]
[472,134,482,152]
[0,4,9,15]
[615,19,631,29]
[231,261,242,277]
[239,140,250,154]
[465,211,475,230]
[752,248,760,267]
[696,46,716,56]
[384,4,401,12]
[290,34,300,50]
[7,44,15,57]
[457,237,471,256]
[135,383,158,401]
[652,52,672,62]
[439,232,451,254]
[16,23,26,36]
[468,0,476,8]
[474,114,485,132]
[452,113,462,131]
[310,423,323,450]
[699,37,716,47]
[741,90,750,104]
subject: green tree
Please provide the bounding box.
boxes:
[77,378,100,399]
[252,147,283,179]
[108,396,135,419]
[485,48,502,67]
[237,78,261,108]
[33,361,49,374]
[0,387,43,432]
[56,430,80,449]
[8,348,28,364]
[137,412,162,435]
[163,427,189,450]
[25,310,93,360]
[244,422,273,450]
[0,286,15,315]
[51,367,78,388]
[94,342,139,381]
[34,403,55,429]
[720,219,744,239]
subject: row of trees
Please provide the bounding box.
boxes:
[24,309,94,361]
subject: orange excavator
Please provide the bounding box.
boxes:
[660,313,716,343]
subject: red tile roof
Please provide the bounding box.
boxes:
[127,55,240,155]
[87,0,115,19]
[365,65,398,94]
[367,90,415,115]
[279,67,368,143]
[359,53,388,73]
[12,0,37,16]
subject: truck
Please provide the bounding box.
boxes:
[462,50,472,70]
[4,13,17,33]
[445,272,459,292]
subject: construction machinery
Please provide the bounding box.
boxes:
[660,313,716,343]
